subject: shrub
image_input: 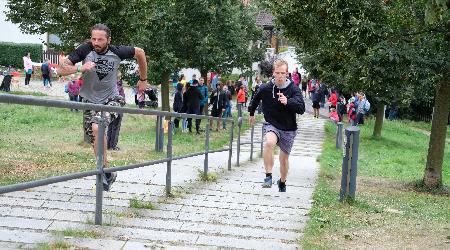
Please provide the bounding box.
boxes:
[0,42,42,69]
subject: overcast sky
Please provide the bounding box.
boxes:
[0,0,45,44]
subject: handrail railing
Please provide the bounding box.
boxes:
[0,93,263,225]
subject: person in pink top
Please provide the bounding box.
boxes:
[23,52,33,85]
[329,108,340,123]
[291,67,300,87]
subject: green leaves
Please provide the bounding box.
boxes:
[269,0,447,108]
[6,0,263,83]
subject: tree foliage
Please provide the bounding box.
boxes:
[269,0,449,188]
[6,0,263,110]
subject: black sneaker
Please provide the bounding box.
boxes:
[103,172,117,191]
[262,176,272,188]
[277,179,286,192]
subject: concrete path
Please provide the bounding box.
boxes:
[0,83,327,249]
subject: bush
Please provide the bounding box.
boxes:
[0,42,42,69]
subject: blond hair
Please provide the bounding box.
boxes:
[273,59,289,71]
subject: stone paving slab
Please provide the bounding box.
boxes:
[122,241,207,250]
[0,114,325,249]
[0,228,53,244]
[0,216,53,230]
[67,238,126,250]
[195,235,298,250]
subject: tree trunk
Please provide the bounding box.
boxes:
[423,76,450,188]
[161,71,170,112]
[200,69,208,87]
[372,103,385,138]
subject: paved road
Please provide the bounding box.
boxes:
[0,81,327,249]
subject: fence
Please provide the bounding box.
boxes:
[0,93,263,225]
[42,50,60,65]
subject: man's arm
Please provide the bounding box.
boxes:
[248,86,262,116]
[134,47,149,92]
[57,57,96,76]
[57,57,77,77]
[286,87,305,114]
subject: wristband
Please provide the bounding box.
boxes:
[139,78,147,81]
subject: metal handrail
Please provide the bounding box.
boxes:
[0,93,263,225]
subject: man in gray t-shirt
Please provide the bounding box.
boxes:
[57,23,149,191]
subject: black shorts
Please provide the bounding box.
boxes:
[211,108,222,118]
[312,101,320,109]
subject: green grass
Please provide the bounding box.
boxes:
[399,119,450,137]
[129,198,157,209]
[6,90,49,96]
[302,118,450,249]
[55,228,102,239]
[0,100,259,186]
[37,241,71,250]
[197,170,218,182]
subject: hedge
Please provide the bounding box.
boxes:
[0,42,42,69]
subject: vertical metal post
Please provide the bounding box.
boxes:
[236,117,242,167]
[166,119,173,196]
[339,127,360,202]
[95,112,105,225]
[228,121,234,171]
[159,116,165,152]
[204,121,210,178]
[250,125,254,161]
[336,122,343,149]
[260,124,264,157]
[155,115,160,151]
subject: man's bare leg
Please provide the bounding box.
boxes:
[263,132,277,174]
[279,150,289,182]
[92,123,108,166]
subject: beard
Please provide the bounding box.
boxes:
[94,44,108,53]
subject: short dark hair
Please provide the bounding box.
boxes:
[91,23,111,38]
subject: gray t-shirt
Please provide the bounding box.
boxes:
[68,43,135,104]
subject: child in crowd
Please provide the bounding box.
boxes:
[237,85,246,117]
[67,75,80,112]
[329,108,340,123]
[137,87,146,109]
[347,97,357,126]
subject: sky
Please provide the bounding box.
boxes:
[0,0,45,44]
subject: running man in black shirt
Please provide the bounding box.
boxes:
[57,23,149,191]
[248,59,305,192]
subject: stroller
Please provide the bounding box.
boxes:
[0,73,12,92]
[136,87,158,108]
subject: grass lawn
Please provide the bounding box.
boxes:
[302,118,450,249]
[0,95,257,186]
[400,119,450,137]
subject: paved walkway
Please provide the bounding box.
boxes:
[0,110,326,249]
[1,80,327,249]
